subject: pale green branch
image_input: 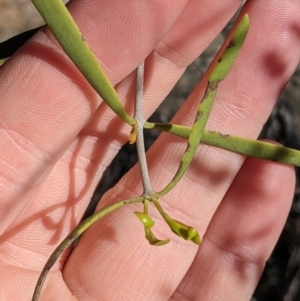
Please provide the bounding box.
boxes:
[31,196,144,301]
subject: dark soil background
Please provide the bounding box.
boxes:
[1,2,300,300]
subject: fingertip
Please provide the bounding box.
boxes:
[210,156,295,253]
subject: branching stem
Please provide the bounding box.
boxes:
[134,61,154,197]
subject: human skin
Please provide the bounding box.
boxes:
[0,0,299,300]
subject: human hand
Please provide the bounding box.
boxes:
[0,1,299,300]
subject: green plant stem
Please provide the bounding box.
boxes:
[144,122,300,167]
[31,0,134,125]
[31,196,144,301]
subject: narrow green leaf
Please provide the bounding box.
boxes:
[32,0,134,125]
[155,16,249,198]
[154,80,217,198]
[209,14,249,83]
[145,122,300,167]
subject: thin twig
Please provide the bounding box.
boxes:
[134,61,154,197]
[31,197,144,301]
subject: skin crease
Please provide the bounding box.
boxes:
[0,0,299,300]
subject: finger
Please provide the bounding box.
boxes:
[0,0,188,233]
[64,0,300,300]
[171,157,295,301]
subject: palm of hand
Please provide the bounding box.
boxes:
[0,1,299,300]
